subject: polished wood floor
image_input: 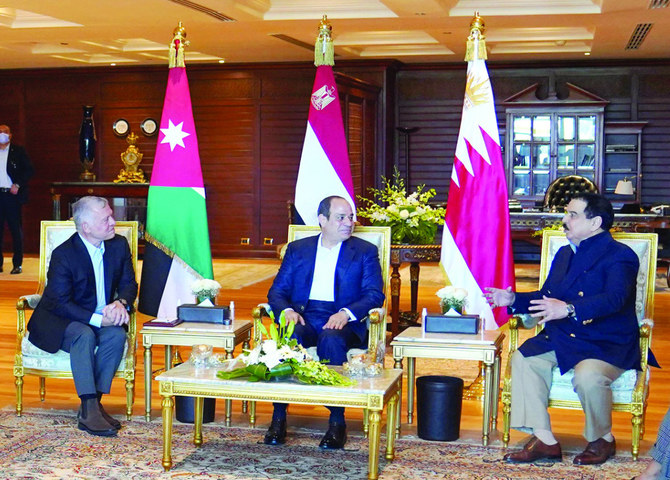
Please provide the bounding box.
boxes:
[2,256,669,460]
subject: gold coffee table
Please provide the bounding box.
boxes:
[391,327,505,445]
[140,319,252,422]
[156,363,402,480]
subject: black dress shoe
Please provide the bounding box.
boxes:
[263,418,287,445]
[319,423,347,450]
[10,266,21,274]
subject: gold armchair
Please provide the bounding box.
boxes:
[14,220,139,418]
[252,225,391,361]
[501,230,657,459]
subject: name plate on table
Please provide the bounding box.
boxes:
[423,314,480,334]
[178,304,231,324]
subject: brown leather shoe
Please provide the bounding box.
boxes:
[503,436,562,463]
[573,438,616,465]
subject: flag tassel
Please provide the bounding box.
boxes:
[464,12,487,62]
[314,15,334,67]
[169,22,189,68]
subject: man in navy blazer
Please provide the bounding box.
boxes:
[0,124,34,274]
[486,193,641,466]
[28,196,137,437]
[263,195,384,449]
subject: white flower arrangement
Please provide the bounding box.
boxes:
[243,338,311,371]
[191,279,222,299]
[436,286,468,313]
[357,168,445,245]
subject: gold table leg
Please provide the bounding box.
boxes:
[482,361,494,446]
[194,397,204,447]
[225,350,233,426]
[144,345,152,421]
[249,400,256,427]
[385,392,399,461]
[161,395,174,471]
[407,357,415,424]
[367,410,381,480]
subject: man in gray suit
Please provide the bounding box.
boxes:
[28,196,137,437]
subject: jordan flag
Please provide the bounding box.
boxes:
[294,17,355,226]
[138,27,213,319]
[440,16,515,330]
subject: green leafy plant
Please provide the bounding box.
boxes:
[357,168,445,245]
[217,311,355,386]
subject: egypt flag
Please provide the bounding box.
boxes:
[138,29,213,319]
[294,17,355,226]
[440,16,515,330]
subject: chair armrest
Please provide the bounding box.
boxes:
[252,303,272,346]
[18,294,41,310]
[507,315,521,354]
[367,307,384,325]
[639,318,654,371]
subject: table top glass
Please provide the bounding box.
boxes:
[156,362,402,395]
[140,319,251,335]
[392,326,504,345]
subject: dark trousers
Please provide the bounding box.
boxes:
[60,322,127,397]
[273,300,367,424]
[0,191,23,268]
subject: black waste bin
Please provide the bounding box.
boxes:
[175,396,216,424]
[416,375,463,441]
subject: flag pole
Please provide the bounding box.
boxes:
[461,12,489,403]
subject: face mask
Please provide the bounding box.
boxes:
[0,133,9,144]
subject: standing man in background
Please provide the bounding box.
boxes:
[0,124,33,274]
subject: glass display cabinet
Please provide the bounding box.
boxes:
[503,83,607,207]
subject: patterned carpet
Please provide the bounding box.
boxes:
[0,410,648,479]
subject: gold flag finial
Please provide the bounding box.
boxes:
[465,12,487,61]
[314,14,334,67]
[169,21,190,68]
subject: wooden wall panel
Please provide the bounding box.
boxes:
[258,103,307,245]
[396,64,670,208]
[0,63,385,257]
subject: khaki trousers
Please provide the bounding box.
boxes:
[510,349,625,442]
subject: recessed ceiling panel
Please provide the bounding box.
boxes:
[0,8,81,28]
[264,0,398,20]
[450,0,601,16]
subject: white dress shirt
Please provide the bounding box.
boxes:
[79,233,106,327]
[0,146,12,188]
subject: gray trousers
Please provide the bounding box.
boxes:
[60,322,127,397]
[510,349,625,442]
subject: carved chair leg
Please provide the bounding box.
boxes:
[39,377,46,401]
[15,375,23,416]
[631,413,643,461]
[501,392,511,446]
[126,378,134,419]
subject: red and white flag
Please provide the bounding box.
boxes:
[440,17,515,330]
[294,17,355,226]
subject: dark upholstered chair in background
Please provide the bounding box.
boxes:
[543,175,598,212]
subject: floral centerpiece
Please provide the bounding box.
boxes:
[217,312,356,386]
[357,169,445,245]
[436,286,468,314]
[191,279,222,304]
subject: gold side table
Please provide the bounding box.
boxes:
[391,327,505,445]
[140,319,252,422]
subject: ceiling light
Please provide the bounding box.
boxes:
[584,52,590,55]
[218,59,225,63]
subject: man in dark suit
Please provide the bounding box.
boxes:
[263,195,384,449]
[0,124,33,274]
[486,193,642,465]
[28,196,137,437]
